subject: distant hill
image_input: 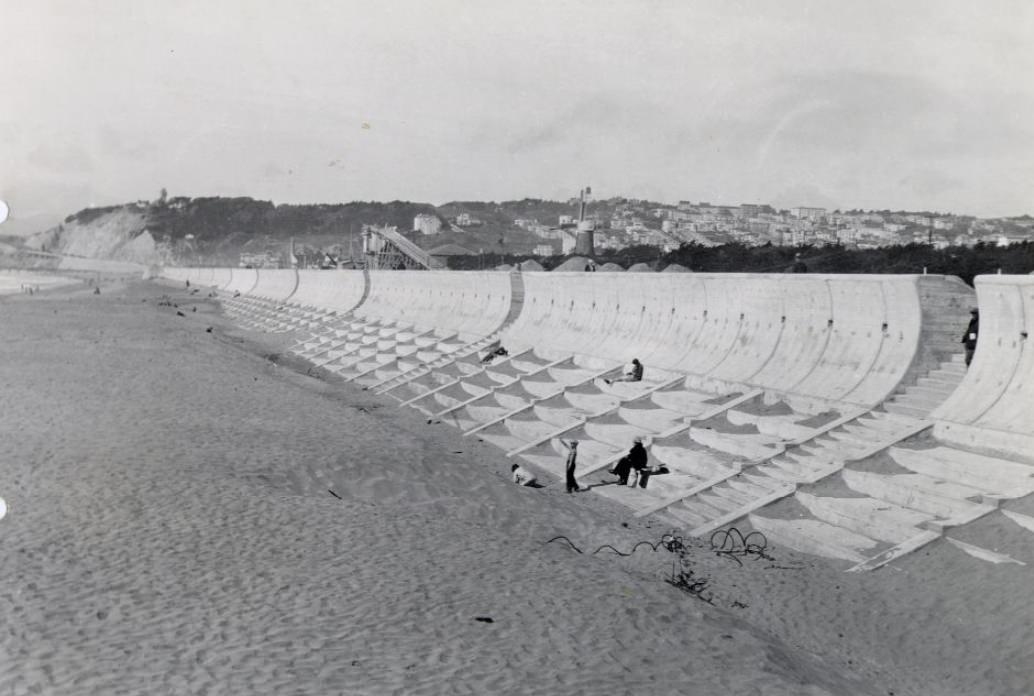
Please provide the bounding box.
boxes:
[23,197,441,266]
[22,195,606,265]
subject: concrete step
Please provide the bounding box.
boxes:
[848,531,943,572]
[795,491,931,543]
[905,383,958,401]
[917,375,963,390]
[748,514,880,564]
[887,393,943,413]
[888,447,1034,496]
[840,468,994,522]
[883,402,931,419]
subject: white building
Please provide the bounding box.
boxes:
[791,206,827,221]
[413,213,442,236]
[454,213,481,227]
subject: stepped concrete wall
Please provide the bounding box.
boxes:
[932,275,1034,461]
[154,268,984,417]
[292,270,366,313]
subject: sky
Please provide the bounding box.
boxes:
[1,0,1032,234]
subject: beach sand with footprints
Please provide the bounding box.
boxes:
[1,278,1031,695]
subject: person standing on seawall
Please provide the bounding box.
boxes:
[962,308,979,367]
[788,253,808,273]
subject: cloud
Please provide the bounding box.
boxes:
[502,93,642,155]
[770,183,842,212]
[898,169,964,199]
[26,142,94,173]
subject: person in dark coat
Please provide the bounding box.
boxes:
[610,437,648,486]
[788,253,808,273]
[561,440,582,493]
[962,308,979,367]
[604,358,644,385]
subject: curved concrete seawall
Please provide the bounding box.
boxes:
[223,268,260,295]
[292,270,366,313]
[156,267,956,415]
[932,275,1034,461]
[209,268,233,289]
[249,269,299,303]
[357,270,514,340]
[499,273,926,413]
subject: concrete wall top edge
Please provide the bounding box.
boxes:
[974,274,1034,286]
[528,271,943,281]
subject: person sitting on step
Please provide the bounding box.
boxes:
[609,436,648,486]
[604,358,643,385]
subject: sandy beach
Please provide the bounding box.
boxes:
[1,280,1031,696]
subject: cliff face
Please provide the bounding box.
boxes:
[25,207,174,265]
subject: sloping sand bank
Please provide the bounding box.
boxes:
[0,282,1030,695]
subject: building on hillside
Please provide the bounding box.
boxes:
[791,206,827,221]
[428,243,477,264]
[454,213,482,227]
[532,243,556,256]
[413,213,442,236]
[740,203,774,218]
[748,221,771,236]
[239,251,282,269]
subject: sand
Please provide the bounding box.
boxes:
[0,280,1031,695]
[0,271,79,295]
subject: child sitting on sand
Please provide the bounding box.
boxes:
[511,464,537,486]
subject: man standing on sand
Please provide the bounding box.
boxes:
[560,440,582,493]
[962,308,979,367]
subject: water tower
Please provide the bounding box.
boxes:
[575,186,595,256]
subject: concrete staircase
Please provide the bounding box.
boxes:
[883,353,967,419]
[750,439,1034,571]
